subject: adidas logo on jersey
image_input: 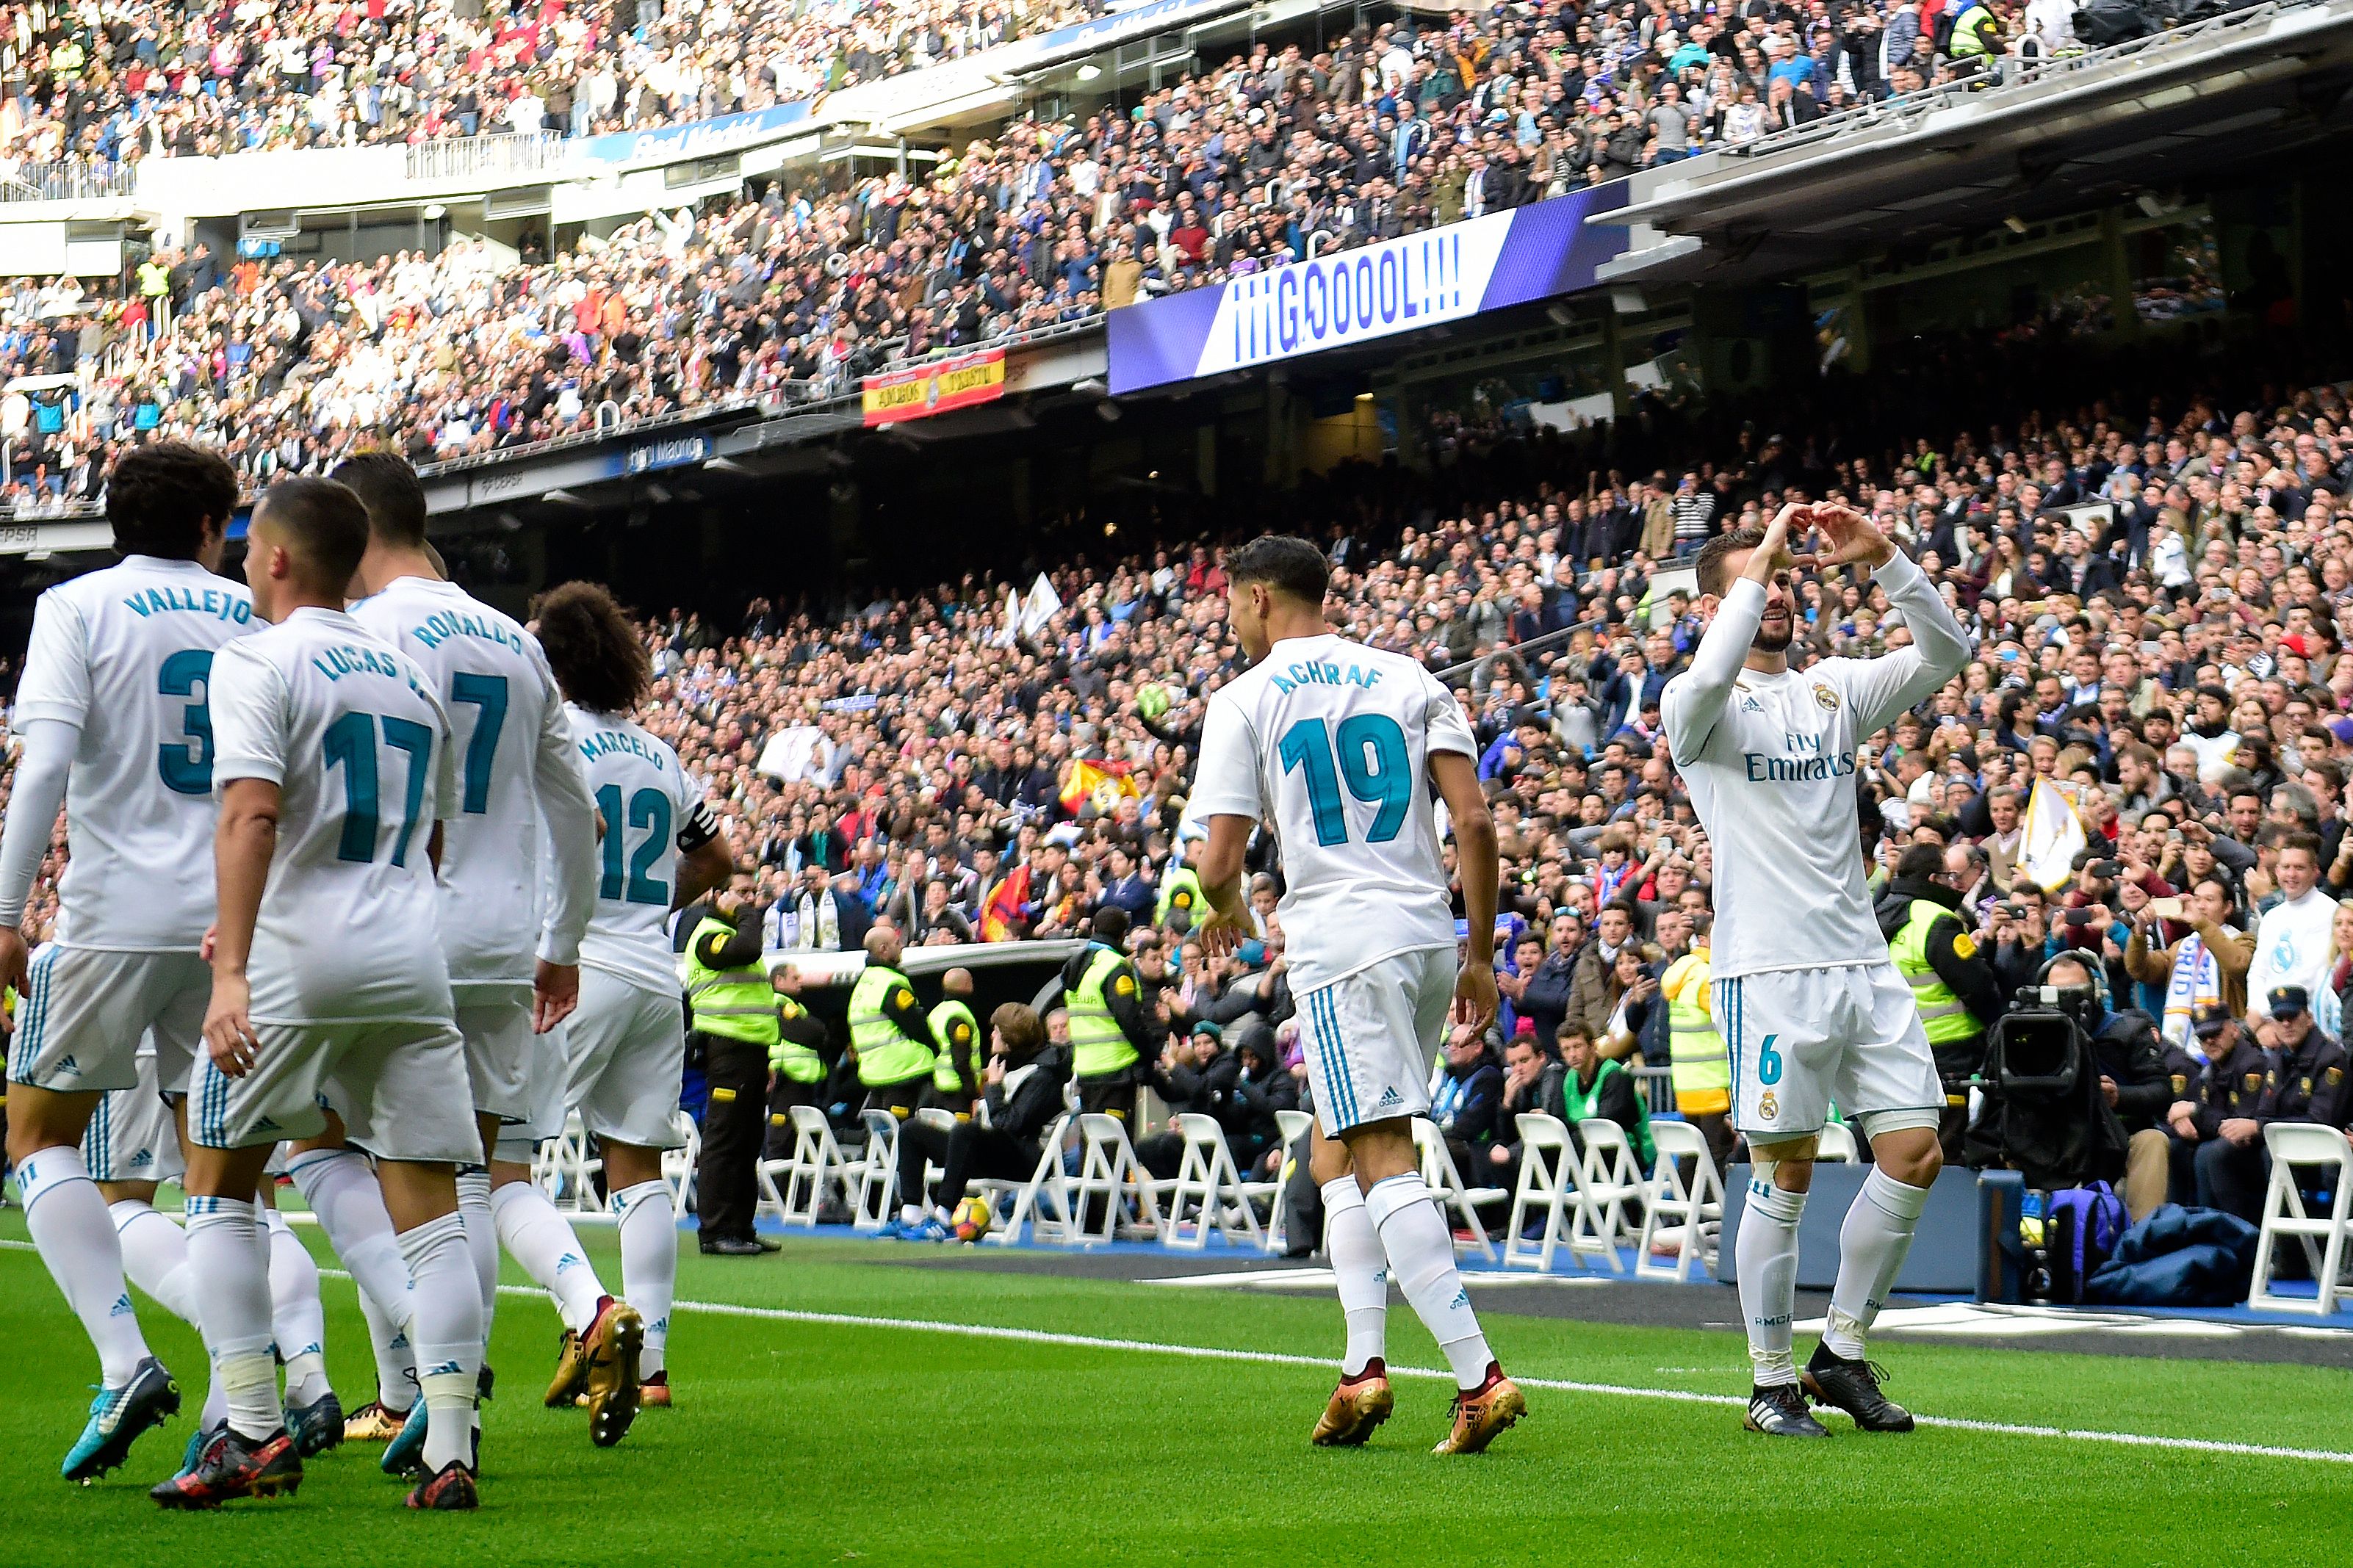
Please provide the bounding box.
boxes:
[56,1054,79,1075]
[129,1149,153,1168]
[1374,1088,1402,1110]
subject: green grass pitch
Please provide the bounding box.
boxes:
[1,1213,2346,1567]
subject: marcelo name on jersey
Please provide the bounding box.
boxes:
[579,727,671,770]
[1743,731,1859,784]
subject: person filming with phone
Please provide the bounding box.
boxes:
[2122,877,2254,1058]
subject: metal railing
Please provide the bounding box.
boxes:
[0,159,136,204]
[1722,0,2307,164]
[414,395,763,479]
[403,131,569,184]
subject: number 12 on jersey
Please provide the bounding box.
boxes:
[1278,715,1410,847]
[597,784,672,906]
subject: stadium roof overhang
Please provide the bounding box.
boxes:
[1593,0,2353,290]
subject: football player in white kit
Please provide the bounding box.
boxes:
[523,581,732,1431]
[0,444,253,1481]
[334,452,602,1468]
[159,477,486,1511]
[1662,502,1970,1438]
[1191,535,1524,1456]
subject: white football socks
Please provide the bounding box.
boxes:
[183,1197,281,1443]
[397,1211,484,1475]
[1363,1172,1494,1390]
[1736,1177,1808,1387]
[1825,1167,1931,1360]
[109,1197,200,1326]
[264,1207,333,1407]
[490,1178,608,1335]
[287,1147,416,1408]
[1319,1176,1388,1378]
[19,1146,150,1384]
[612,1179,676,1379]
[455,1168,499,1348]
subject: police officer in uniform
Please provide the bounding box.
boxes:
[2169,989,2346,1221]
[921,968,983,1118]
[1059,908,1159,1119]
[847,922,935,1119]
[685,874,785,1255]
[763,963,830,1160]
[1875,844,2005,1163]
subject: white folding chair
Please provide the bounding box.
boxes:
[1253,1108,1315,1255]
[1571,1117,1642,1273]
[1503,1113,1581,1271]
[1414,1117,1508,1262]
[850,1110,903,1232]
[2249,1122,2353,1316]
[976,1112,1075,1246]
[660,1109,700,1214]
[765,1104,852,1228]
[1814,1122,1860,1163]
[1637,1119,1726,1282]
[543,1110,605,1213]
[1067,1112,1162,1243]
[1161,1113,1264,1251]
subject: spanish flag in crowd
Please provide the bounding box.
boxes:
[1061,758,1141,816]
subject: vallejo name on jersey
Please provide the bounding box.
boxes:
[1743,730,1859,784]
[122,586,251,624]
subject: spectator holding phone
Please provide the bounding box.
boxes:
[2123,877,2254,1055]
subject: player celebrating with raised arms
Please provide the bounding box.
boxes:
[155,477,485,1511]
[1662,502,1970,1438]
[1191,535,1524,1456]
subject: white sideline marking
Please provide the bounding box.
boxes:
[7,1238,2349,1467]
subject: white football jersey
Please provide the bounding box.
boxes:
[11,555,255,950]
[1662,551,1971,980]
[350,577,597,986]
[1191,632,1477,992]
[566,704,718,995]
[207,607,458,1025]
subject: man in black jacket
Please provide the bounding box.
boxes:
[890,1004,1069,1238]
[1477,1024,1563,1202]
[2042,955,2174,1220]
[1227,1024,1300,1179]
[1136,1022,1241,1179]
[1432,1025,1505,1182]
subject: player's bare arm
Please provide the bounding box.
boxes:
[1194,813,1254,956]
[1430,749,1498,1033]
[204,776,281,1078]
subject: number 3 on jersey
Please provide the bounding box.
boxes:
[157,648,215,795]
[1278,715,1410,847]
[597,784,671,906]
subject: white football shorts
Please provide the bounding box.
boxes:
[82,1048,184,1185]
[10,945,208,1096]
[1297,944,1453,1135]
[1712,961,1944,1144]
[563,968,687,1151]
[455,985,534,1125]
[187,1017,479,1166]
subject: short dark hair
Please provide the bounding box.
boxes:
[253,476,370,593]
[329,449,428,546]
[1896,843,1946,881]
[1223,535,1330,604]
[2282,831,2323,861]
[533,581,650,715]
[1695,524,1766,599]
[107,442,239,560]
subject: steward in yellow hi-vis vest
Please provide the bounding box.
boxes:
[1873,846,2003,1161]
[920,967,984,1119]
[848,923,934,1119]
[1062,907,1159,1119]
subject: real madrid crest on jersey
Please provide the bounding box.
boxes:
[1757,1089,1779,1121]
[1812,683,1840,712]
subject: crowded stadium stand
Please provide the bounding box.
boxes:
[6,0,2353,1316]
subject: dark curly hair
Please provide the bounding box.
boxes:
[1223,534,1330,604]
[533,580,649,715]
[106,442,239,560]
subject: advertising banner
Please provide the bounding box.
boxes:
[1106,183,1632,394]
[862,347,1007,426]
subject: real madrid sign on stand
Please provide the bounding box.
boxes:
[862,347,1007,427]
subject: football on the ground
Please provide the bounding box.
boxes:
[951,1195,994,1243]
